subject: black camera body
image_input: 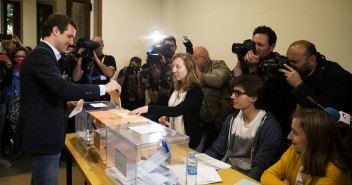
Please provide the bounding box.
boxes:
[147,44,171,65]
[261,55,291,73]
[232,39,256,61]
[141,68,151,79]
[183,36,193,55]
[126,64,139,75]
[76,38,101,59]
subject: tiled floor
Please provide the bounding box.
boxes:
[0,152,85,185]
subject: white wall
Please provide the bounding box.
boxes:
[102,0,352,72]
[102,0,162,71]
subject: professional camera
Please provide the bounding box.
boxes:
[126,64,139,75]
[76,38,101,59]
[232,39,256,61]
[183,36,193,55]
[260,55,291,73]
[146,44,171,65]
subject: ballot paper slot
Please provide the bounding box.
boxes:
[105,122,189,185]
[75,101,116,151]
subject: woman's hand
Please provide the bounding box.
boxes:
[128,106,148,115]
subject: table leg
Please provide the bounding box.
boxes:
[66,150,72,185]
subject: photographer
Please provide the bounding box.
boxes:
[116,57,145,110]
[148,35,177,106]
[233,26,279,77]
[281,40,352,117]
[58,45,77,82]
[193,46,233,151]
[72,36,116,100]
[1,34,25,57]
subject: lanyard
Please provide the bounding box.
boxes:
[101,53,106,64]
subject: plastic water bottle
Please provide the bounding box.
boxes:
[187,151,198,185]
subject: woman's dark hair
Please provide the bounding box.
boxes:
[232,75,265,109]
[42,13,77,38]
[292,109,352,177]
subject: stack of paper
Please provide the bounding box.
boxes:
[195,153,231,170]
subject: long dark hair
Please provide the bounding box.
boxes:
[293,109,352,177]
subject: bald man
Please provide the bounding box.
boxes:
[193,46,233,151]
[73,36,116,101]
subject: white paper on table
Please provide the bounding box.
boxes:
[90,103,108,108]
[129,124,159,134]
[197,164,222,184]
[68,99,84,118]
[234,179,260,185]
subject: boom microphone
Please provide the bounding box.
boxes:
[306,96,350,125]
[324,107,350,125]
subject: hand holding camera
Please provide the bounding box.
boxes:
[244,50,259,66]
[279,64,303,88]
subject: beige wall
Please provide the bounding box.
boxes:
[102,0,352,73]
[22,0,37,48]
[102,0,162,71]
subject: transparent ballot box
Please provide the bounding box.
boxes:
[75,101,116,150]
[87,109,149,166]
[105,122,189,185]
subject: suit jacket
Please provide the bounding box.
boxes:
[17,42,100,154]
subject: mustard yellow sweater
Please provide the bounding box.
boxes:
[261,146,352,185]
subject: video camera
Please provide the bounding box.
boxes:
[126,64,139,76]
[183,36,193,55]
[260,55,292,73]
[146,43,171,65]
[76,38,101,59]
[232,39,256,61]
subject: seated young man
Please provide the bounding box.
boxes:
[204,75,282,181]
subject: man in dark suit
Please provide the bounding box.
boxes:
[17,14,121,185]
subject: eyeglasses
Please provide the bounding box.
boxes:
[15,55,26,58]
[232,89,247,97]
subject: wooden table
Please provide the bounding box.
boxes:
[65,133,259,185]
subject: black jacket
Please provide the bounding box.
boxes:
[148,84,204,149]
[292,59,352,114]
[17,42,100,154]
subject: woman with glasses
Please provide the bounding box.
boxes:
[204,74,282,181]
[129,53,204,151]
[3,47,27,161]
[261,109,352,185]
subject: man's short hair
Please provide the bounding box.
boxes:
[162,35,176,46]
[232,75,265,109]
[253,26,277,46]
[130,56,142,64]
[42,13,77,38]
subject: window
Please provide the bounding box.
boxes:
[2,1,21,38]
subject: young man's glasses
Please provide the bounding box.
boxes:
[232,89,247,97]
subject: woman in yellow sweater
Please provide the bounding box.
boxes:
[261,109,352,185]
